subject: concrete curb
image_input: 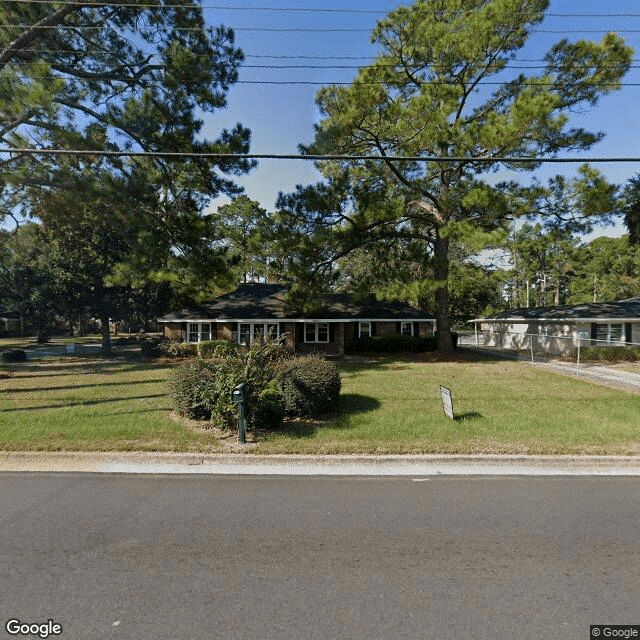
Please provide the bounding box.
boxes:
[1,451,640,475]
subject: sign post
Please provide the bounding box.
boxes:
[440,386,455,420]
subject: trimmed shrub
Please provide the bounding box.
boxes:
[352,334,437,353]
[277,356,341,417]
[1,348,27,363]
[168,336,291,430]
[351,332,457,353]
[251,379,284,430]
[576,345,640,362]
[168,359,219,420]
[198,339,237,359]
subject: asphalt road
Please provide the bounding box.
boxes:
[1,474,639,640]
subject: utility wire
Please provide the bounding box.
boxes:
[3,0,640,17]
[4,76,639,87]
[1,149,639,163]
[3,23,640,33]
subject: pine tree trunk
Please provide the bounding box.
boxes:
[434,232,454,355]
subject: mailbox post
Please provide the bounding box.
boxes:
[232,382,248,444]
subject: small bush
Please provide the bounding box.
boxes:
[168,360,219,420]
[140,337,197,358]
[251,379,284,430]
[168,336,291,430]
[1,348,27,363]
[277,356,341,417]
[198,339,237,359]
[163,341,197,358]
[139,336,163,357]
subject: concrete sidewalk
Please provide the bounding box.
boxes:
[1,451,639,475]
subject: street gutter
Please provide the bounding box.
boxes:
[1,451,639,475]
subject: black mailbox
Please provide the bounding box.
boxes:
[232,382,247,404]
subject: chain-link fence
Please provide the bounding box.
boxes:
[457,330,640,389]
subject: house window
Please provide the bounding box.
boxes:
[596,323,624,344]
[401,322,413,336]
[304,322,329,343]
[187,322,214,343]
[239,323,251,346]
[253,324,265,342]
[358,322,371,339]
[266,323,279,338]
[238,322,280,346]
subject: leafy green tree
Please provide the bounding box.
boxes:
[1,1,257,349]
[294,0,632,353]
[621,175,640,245]
[216,196,271,284]
[567,236,640,303]
[0,223,61,341]
[504,223,579,307]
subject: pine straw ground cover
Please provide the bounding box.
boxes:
[0,350,639,454]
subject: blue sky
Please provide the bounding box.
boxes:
[202,0,640,239]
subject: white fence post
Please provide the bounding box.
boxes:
[576,343,580,378]
[530,333,534,363]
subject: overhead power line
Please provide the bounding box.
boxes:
[3,0,640,17]
[4,23,640,34]
[1,148,639,163]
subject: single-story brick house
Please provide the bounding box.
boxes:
[471,297,640,355]
[157,283,435,357]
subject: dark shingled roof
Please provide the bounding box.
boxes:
[474,297,640,322]
[158,283,434,322]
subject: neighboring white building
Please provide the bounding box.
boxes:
[471,297,640,355]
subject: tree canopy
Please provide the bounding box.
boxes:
[0,0,256,350]
[281,0,632,352]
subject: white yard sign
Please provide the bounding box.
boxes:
[440,386,455,420]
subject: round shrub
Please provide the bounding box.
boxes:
[168,360,219,420]
[1,348,27,363]
[250,380,284,430]
[277,356,341,417]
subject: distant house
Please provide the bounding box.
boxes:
[0,309,22,336]
[157,283,435,357]
[472,297,640,355]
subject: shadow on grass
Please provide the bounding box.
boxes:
[0,393,167,412]
[2,360,172,378]
[454,411,483,421]
[3,378,166,394]
[270,393,380,440]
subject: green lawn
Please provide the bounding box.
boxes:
[1,351,639,454]
[0,357,220,451]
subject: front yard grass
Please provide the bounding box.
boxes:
[0,358,221,451]
[1,350,639,454]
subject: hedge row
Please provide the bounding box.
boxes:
[577,345,640,362]
[350,333,457,353]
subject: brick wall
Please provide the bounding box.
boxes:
[164,323,183,341]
